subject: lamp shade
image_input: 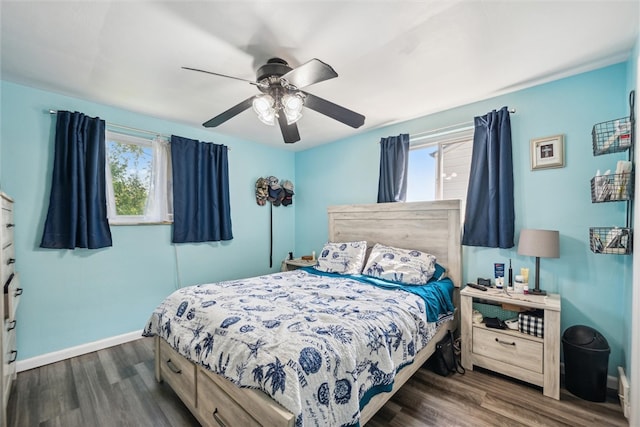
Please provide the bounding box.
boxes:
[517,229,560,258]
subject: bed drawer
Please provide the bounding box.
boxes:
[159,339,196,408]
[197,368,260,427]
[198,367,294,427]
[473,326,543,373]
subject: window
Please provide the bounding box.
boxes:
[105,131,172,224]
[406,128,474,216]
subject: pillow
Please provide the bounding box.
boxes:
[313,241,368,275]
[362,243,437,285]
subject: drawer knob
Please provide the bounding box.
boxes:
[165,359,182,374]
[212,408,228,427]
[495,337,516,346]
[7,320,16,331]
[9,350,17,363]
[15,287,23,297]
[6,224,14,229]
[7,258,15,265]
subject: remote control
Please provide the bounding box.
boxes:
[466,282,487,291]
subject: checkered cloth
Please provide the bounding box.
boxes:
[518,310,544,338]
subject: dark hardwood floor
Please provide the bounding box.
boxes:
[7,337,627,426]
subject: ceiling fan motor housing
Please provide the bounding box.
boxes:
[257,58,300,95]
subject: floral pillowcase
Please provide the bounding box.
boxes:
[362,243,437,285]
[313,241,368,275]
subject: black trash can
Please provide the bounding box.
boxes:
[562,325,610,402]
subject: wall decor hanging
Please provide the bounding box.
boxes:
[254,176,295,267]
[530,134,565,170]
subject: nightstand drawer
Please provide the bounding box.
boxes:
[473,327,543,373]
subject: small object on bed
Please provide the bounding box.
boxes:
[301,255,313,260]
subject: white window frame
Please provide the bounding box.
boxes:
[105,131,173,225]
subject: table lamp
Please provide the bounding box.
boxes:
[517,229,560,296]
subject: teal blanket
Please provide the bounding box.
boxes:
[301,267,455,322]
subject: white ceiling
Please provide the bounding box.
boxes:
[1,1,638,150]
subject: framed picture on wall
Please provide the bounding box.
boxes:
[530,134,565,170]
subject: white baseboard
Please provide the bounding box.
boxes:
[15,329,144,373]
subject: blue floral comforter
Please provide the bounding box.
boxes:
[143,269,454,427]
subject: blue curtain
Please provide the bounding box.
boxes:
[377,134,410,203]
[171,135,233,243]
[40,111,112,249]
[462,106,514,248]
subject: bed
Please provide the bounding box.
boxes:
[143,200,462,426]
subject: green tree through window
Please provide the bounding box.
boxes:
[107,139,152,216]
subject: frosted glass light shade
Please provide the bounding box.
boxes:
[252,95,276,126]
[282,93,304,125]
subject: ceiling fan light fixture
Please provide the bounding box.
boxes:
[252,94,276,126]
[282,93,304,125]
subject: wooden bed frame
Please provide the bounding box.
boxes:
[154,200,462,426]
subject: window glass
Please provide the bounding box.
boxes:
[105,131,172,224]
[407,145,437,201]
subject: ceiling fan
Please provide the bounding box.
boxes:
[183,58,365,144]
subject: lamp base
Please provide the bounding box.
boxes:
[529,288,547,296]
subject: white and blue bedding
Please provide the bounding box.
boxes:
[143,268,454,427]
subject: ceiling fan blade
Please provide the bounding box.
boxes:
[280,59,338,89]
[302,92,365,129]
[183,67,260,86]
[203,96,256,127]
[277,113,301,144]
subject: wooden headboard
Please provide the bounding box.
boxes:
[327,200,462,287]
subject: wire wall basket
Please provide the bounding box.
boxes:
[592,117,632,156]
[589,227,632,255]
[590,173,634,203]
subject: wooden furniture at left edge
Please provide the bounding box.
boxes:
[154,200,462,426]
[1,193,19,427]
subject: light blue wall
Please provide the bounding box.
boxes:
[0,81,296,359]
[2,61,635,376]
[295,63,632,375]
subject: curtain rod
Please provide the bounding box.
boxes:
[410,107,516,140]
[48,109,231,150]
[48,109,171,139]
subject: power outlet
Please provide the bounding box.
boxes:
[617,366,630,419]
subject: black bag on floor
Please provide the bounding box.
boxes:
[429,330,465,376]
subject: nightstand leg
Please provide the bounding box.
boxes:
[543,309,561,400]
[461,294,473,371]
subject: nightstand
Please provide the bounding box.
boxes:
[460,286,561,400]
[281,258,316,271]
